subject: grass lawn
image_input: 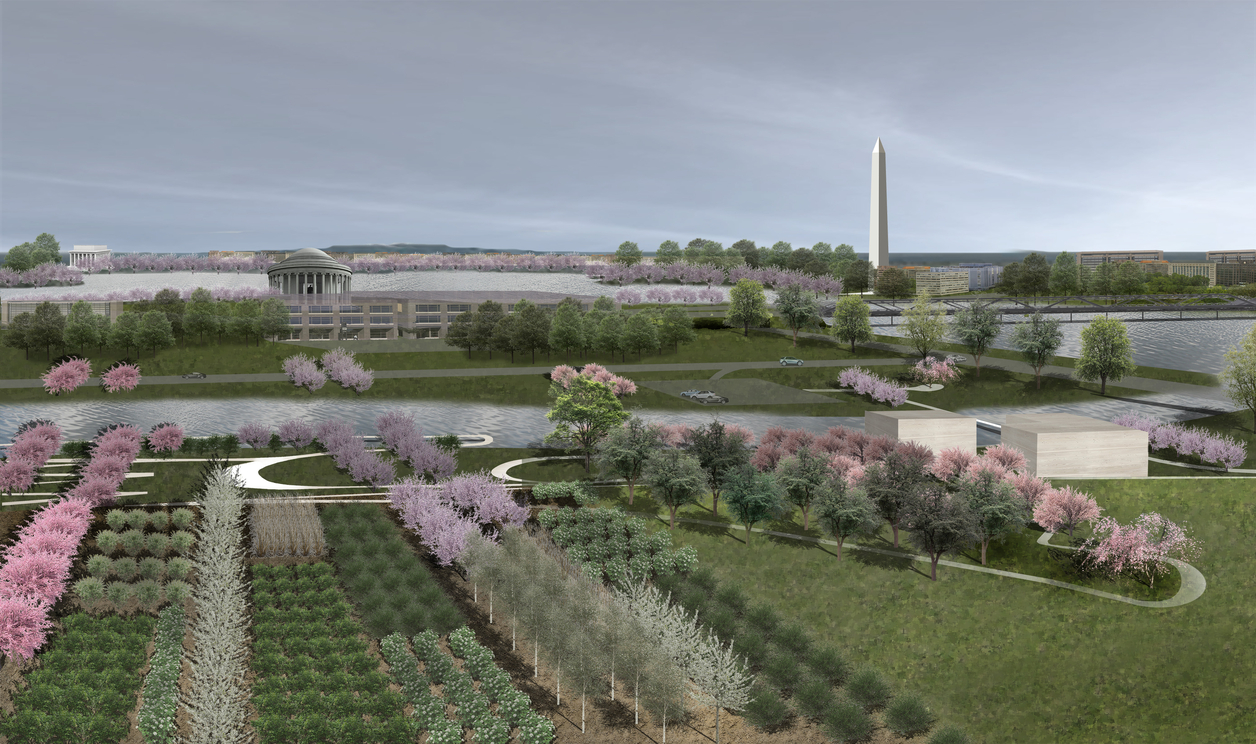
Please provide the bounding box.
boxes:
[596,478,1252,744]
[0,328,907,380]
[872,334,1221,387]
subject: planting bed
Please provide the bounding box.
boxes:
[75,507,199,614]
[538,507,698,583]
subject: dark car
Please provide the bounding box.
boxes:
[181,372,207,379]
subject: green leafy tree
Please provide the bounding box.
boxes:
[138,310,176,357]
[829,295,874,352]
[775,446,829,530]
[1074,315,1136,395]
[948,303,1000,377]
[659,305,696,352]
[444,312,475,357]
[545,375,630,471]
[109,312,142,356]
[1077,264,1095,295]
[549,301,585,362]
[31,233,62,265]
[843,259,874,295]
[152,288,186,343]
[259,297,289,342]
[624,311,660,359]
[596,312,628,362]
[700,240,726,264]
[655,240,683,265]
[185,289,217,344]
[686,420,751,518]
[594,416,664,505]
[615,241,643,266]
[731,239,759,268]
[874,266,912,299]
[721,465,786,548]
[1010,312,1063,389]
[815,477,882,561]
[785,247,815,272]
[861,450,932,548]
[3,243,34,271]
[641,449,707,529]
[1019,253,1051,299]
[2,312,35,359]
[684,238,708,263]
[768,241,793,269]
[90,313,111,353]
[593,296,616,312]
[1220,324,1256,432]
[901,292,948,361]
[512,299,552,363]
[491,314,520,362]
[774,284,819,347]
[1113,261,1145,295]
[832,243,858,273]
[1093,262,1116,295]
[229,299,261,345]
[63,301,101,354]
[958,470,1027,566]
[999,262,1022,296]
[903,485,978,581]
[30,301,66,359]
[727,279,771,337]
[1049,252,1079,295]
[471,300,506,359]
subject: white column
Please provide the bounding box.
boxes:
[869,138,889,271]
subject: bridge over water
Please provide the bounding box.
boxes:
[848,294,1256,325]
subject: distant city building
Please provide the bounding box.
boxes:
[68,245,111,268]
[1206,250,1256,264]
[278,291,611,341]
[1216,261,1256,286]
[1138,260,1217,286]
[1075,250,1164,268]
[954,263,1004,291]
[207,250,255,258]
[916,270,969,296]
[1,300,122,328]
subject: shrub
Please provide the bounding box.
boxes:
[105,509,129,531]
[149,511,170,531]
[135,579,163,610]
[73,576,106,604]
[165,557,192,581]
[126,509,150,530]
[824,700,873,743]
[847,667,893,710]
[705,606,738,643]
[736,631,771,668]
[763,653,797,691]
[164,581,192,604]
[745,603,780,638]
[794,674,837,720]
[121,529,146,556]
[139,557,165,581]
[86,554,114,579]
[146,532,171,557]
[884,692,935,737]
[530,480,597,506]
[679,586,709,616]
[170,531,195,555]
[929,725,973,744]
[689,564,718,594]
[714,583,749,614]
[807,646,851,687]
[693,317,727,330]
[171,509,196,530]
[741,683,789,729]
[774,622,811,660]
[95,530,121,554]
[113,557,139,581]
[107,581,135,606]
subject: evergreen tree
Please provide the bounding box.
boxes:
[768,241,793,268]
[30,301,66,359]
[1113,261,1145,295]
[1093,262,1116,295]
[259,298,289,342]
[470,300,505,359]
[844,259,874,295]
[2,312,35,359]
[615,241,643,266]
[444,312,475,357]
[874,266,912,299]
[596,312,628,362]
[1019,253,1051,298]
[490,314,520,362]
[731,239,759,268]
[514,299,553,363]
[1000,262,1022,296]
[1049,252,1079,295]
[90,313,111,353]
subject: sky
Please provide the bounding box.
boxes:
[2,1,1253,257]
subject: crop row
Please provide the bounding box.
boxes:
[94,528,196,557]
[249,562,413,744]
[538,506,698,583]
[137,603,188,744]
[0,613,155,744]
[102,507,197,533]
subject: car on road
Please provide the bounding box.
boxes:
[692,392,729,404]
[181,372,207,379]
[944,355,967,364]
[680,389,704,399]
[779,357,804,366]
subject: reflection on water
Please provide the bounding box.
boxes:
[874,311,1255,374]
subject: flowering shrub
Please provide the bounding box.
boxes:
[277,419,315,448]
[1080,512,1200,588]
[550,363,636,397]
[0,460,37,497]
[100,362,142,393]
[147,423,185,453]
[237,422,273,450]
[0,421,63,495]
[388,473,526,565]
[1113,413,1247,470]
[282,353,326,393]
[375,410,456,483]
[911,357,960,386]
[838,367,909,407]
[321,348,374,393]
[315,420,396,487]
[42,358,92,395]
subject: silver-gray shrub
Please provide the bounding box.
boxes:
[178,467,253,744]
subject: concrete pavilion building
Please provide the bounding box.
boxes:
[266,247,353,296]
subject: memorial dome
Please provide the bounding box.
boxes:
[267,248,353,295]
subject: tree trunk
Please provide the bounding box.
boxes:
[1101,375,1107,395]
[627,480,634,506]
[711,492,720,517]
[930,554,939,581]
[836,537,843,561]
[1035,370,1042,389]
[792,328,798,346]
[981,538,988,566]
[669,505,677,529]
[802,504,810,530]
[743,323,749,337]
[975,356,982,378]
[891,521,899,547]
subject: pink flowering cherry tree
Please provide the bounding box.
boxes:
[100,363,142,393]
[42,358,92,396]
[1081,512,1200,588]
[238,422,273,450]
[282,354,326,393]
[146,423,185,454]
[1033,486,1103,540]
[277,419,316,449]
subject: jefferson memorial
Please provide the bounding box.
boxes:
[267,247,354,295]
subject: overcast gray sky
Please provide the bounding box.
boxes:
[2,1,1252,256]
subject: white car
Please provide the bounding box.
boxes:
[945,355,967,364]
[693,392,729,404]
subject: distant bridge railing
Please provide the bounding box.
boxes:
[850,294,1256,324]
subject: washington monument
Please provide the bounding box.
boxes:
[869,138,889,270]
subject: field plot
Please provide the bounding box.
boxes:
[250,498,327,557]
